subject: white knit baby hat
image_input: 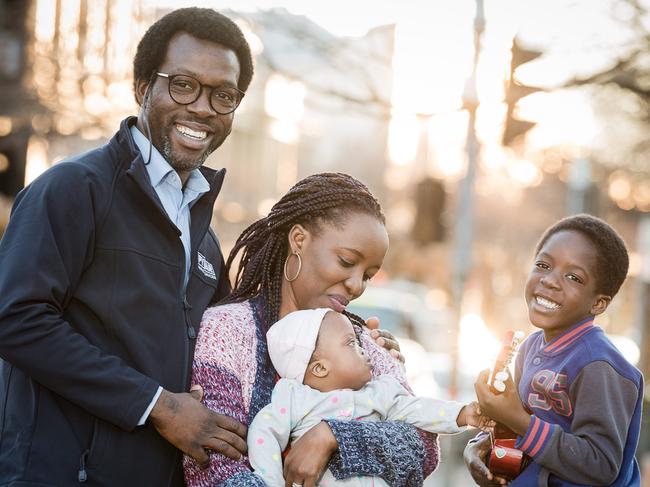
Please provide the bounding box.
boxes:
[266,308,331,383]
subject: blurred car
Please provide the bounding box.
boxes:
[347,280,454,353]
[347,281,454,398]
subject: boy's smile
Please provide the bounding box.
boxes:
[524,230,611,342]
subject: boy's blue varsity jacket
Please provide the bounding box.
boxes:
[511,317,643,486]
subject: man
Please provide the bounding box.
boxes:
[0,8,252,486]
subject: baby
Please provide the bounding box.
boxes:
[248,308,489,487]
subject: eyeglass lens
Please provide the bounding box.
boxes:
[168,74,241,113]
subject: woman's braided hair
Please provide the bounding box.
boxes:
[224,172,385,326]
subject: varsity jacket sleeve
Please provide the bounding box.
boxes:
[0,163,159,431]
[515,361,639,485]
[325,327,440,486]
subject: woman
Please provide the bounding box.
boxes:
[184,173,439,487]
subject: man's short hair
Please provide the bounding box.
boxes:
[133,7,254,95]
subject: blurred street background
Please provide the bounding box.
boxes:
[1,0,649,484]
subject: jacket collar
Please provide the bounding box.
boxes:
[116,116,226,206]
[541,315,595,355]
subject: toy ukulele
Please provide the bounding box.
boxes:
[486,330,529,481]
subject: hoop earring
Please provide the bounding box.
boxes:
[283,252,302,282]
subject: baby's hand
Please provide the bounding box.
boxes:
[458,401,496,432]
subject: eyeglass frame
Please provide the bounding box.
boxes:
[155,72,245,115]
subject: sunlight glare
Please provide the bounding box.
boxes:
[388,1,474,170]
[458,313,501,376]
[609,171,632,202]
[507,158,543,187]
[522,91,599,151]
[264,74,305,123]
[24,137,50,187]
[34,0,56,43]
[430,112,468,179]
[257,198,276,217]
[387,113,419,166]
[609,335,640,366]
[269,119,299,144]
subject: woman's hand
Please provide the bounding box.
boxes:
[283,422,338,487]
[474,369,530,436]
[463,435,508,486]
[365,316,405,363]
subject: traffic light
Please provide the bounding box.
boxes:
[411,177,446,244]
[502,38,543,146]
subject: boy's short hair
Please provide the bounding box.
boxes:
[534,214,629,298]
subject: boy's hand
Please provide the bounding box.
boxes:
[463,435,508,486]
[474,369,531,436]
[457,401,497,432]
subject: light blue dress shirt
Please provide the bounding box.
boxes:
[130,124,210,424]
[130,125,210,288]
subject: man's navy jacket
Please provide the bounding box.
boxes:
[0,117,231,486]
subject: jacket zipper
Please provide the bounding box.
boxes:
[181,207,213,391]
[184,296,195,339]
[78,450,88,483]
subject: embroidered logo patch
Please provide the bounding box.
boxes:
[197,252,216,280]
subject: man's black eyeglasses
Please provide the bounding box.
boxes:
[156,72,245,115]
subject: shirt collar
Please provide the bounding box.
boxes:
[184,166,210,195]
[129,124,209,195]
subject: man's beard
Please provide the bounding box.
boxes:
[160,133,220,174]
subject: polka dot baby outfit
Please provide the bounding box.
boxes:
[248,375,466,486]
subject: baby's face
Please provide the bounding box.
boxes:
[317,312,372,390]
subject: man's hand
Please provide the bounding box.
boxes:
[149,388,247,468]
[283,422,338,487]
[365,316,405,363]
[474,369,530,436]
[463,435,508,486]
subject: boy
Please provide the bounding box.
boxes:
[474,214,644,486]
[249,307,490,487]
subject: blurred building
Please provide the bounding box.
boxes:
[0,0,38,198]
[201,8,395,246]
[25,0,152,178]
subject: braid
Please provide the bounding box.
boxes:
[343,310,368,329]
[344,310,369,346]
[222,173,384,325]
